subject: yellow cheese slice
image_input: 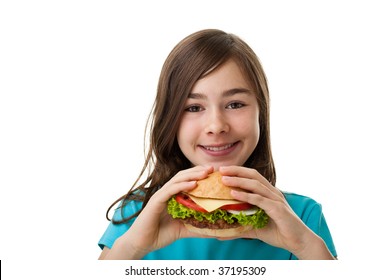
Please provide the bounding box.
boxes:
[186,194,241,212]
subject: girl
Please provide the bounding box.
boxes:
[98,29,337,260]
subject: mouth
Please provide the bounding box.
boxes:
[199,142,239,156]
[202,143,235,151]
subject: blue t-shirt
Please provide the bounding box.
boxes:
[98,192,337,259]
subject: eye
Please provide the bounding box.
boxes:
[226,102,245,109]
[185,105,203,112]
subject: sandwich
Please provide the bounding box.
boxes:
[167,171,268,237]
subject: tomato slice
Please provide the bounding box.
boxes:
[175,193,253,212]
[175,193,209,213]
[220,202,253,211]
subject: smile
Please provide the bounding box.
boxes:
[199,142,239,156]
[203,143,235,151]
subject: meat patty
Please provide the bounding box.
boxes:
[183,217,240,229]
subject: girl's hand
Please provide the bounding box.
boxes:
[105,165,213,259]
[219,166,335,260]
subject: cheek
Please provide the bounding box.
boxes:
[241,122,260,144]
[177,118,198,148]
[234,111,260,139]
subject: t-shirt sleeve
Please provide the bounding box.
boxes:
[98,200,140,250]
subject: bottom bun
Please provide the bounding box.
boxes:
[184,223,252,238]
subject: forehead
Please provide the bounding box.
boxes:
[191,59,253,93]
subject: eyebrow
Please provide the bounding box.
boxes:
[188,88,252,99]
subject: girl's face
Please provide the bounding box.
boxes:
[177,59,260,169]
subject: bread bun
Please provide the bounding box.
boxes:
[184,223,252,238]
[187,171,243,199]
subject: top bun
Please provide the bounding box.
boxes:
[187,171,240,200]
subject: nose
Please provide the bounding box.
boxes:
[204,109,229,135]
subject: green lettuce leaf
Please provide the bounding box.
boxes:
[167,197,268,228]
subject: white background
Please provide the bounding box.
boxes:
[1,0,389,279]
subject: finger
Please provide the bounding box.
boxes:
[153,166,213,203]
[219,165,271,187]
[220,166,283,198]
[168,165,213,185]
[159,181,197,200]
[222,175,283,202]
[231,190,288,221]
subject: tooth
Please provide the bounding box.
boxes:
[205,144,233,151]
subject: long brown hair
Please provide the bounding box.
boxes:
[106,29,276,224]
